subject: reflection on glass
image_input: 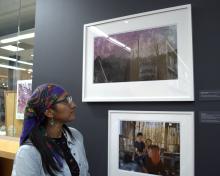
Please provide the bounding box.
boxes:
[0,0,35,137]
[93,25,178,83]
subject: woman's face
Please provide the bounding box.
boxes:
[52,92,77,123]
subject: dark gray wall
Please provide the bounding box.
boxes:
[33,0,220,175]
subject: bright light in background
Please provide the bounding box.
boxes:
[0,64,26,71]
[0,56,17,62]
[0,45,24,52]
[0,56,33,66]
[17,60,33,66]
[27,69,33,74]
[0,33,35,44]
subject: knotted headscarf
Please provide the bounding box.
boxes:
[20,83,66,145]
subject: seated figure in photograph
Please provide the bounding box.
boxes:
[12,83,90,176]
[144,138,152,154]
[143,145,165,175]
[134,132,146,166]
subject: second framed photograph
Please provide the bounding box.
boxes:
[108,110,194,176]
[82,4,194,102]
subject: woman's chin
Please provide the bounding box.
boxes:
[68,114,76,122]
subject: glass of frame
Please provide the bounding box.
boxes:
[82,4,194,102]
[108,110,194,176]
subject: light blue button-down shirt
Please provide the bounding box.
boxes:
[12,127,90,176]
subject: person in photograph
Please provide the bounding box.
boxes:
[134,132,145,166]
[144,138,152,153]
[12,83,90,176]
[143,145,165,175]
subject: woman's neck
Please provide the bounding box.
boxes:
[46,122,63,138]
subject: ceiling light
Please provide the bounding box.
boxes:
[0,33,35,44]
[0,56,17,62]
[0,56,33,66]
[0,45,24,52]
[0,64,26,71]
[17,60,33,66]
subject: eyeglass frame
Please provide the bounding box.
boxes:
[52,95,73,106]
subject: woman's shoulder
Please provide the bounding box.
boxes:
[15,143,41,160]
[12,144,43,176]
[67,127,84,142]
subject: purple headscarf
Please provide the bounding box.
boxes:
[20,83,66,145]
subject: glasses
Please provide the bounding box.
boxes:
[53,95,73,105]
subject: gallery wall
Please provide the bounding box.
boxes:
[33,0,220,175]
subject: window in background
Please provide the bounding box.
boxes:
[0,0,35,137]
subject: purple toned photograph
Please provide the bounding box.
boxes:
[17,81,32,114]
[94,25,177,83]
[119,121,180,176]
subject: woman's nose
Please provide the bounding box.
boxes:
[70,101,77,109]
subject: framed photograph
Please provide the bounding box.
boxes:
[82,4,194,102]
[16,80,32,119]
[108,110,194,176]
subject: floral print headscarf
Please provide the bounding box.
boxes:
[20,83,65,145]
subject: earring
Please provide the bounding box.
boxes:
[49,118,55,126]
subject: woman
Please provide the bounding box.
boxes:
[12,83,90,176]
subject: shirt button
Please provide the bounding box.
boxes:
[73,153,76,155]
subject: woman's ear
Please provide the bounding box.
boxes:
[44,109,55,118]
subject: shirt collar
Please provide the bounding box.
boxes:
[63,129,75,144]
